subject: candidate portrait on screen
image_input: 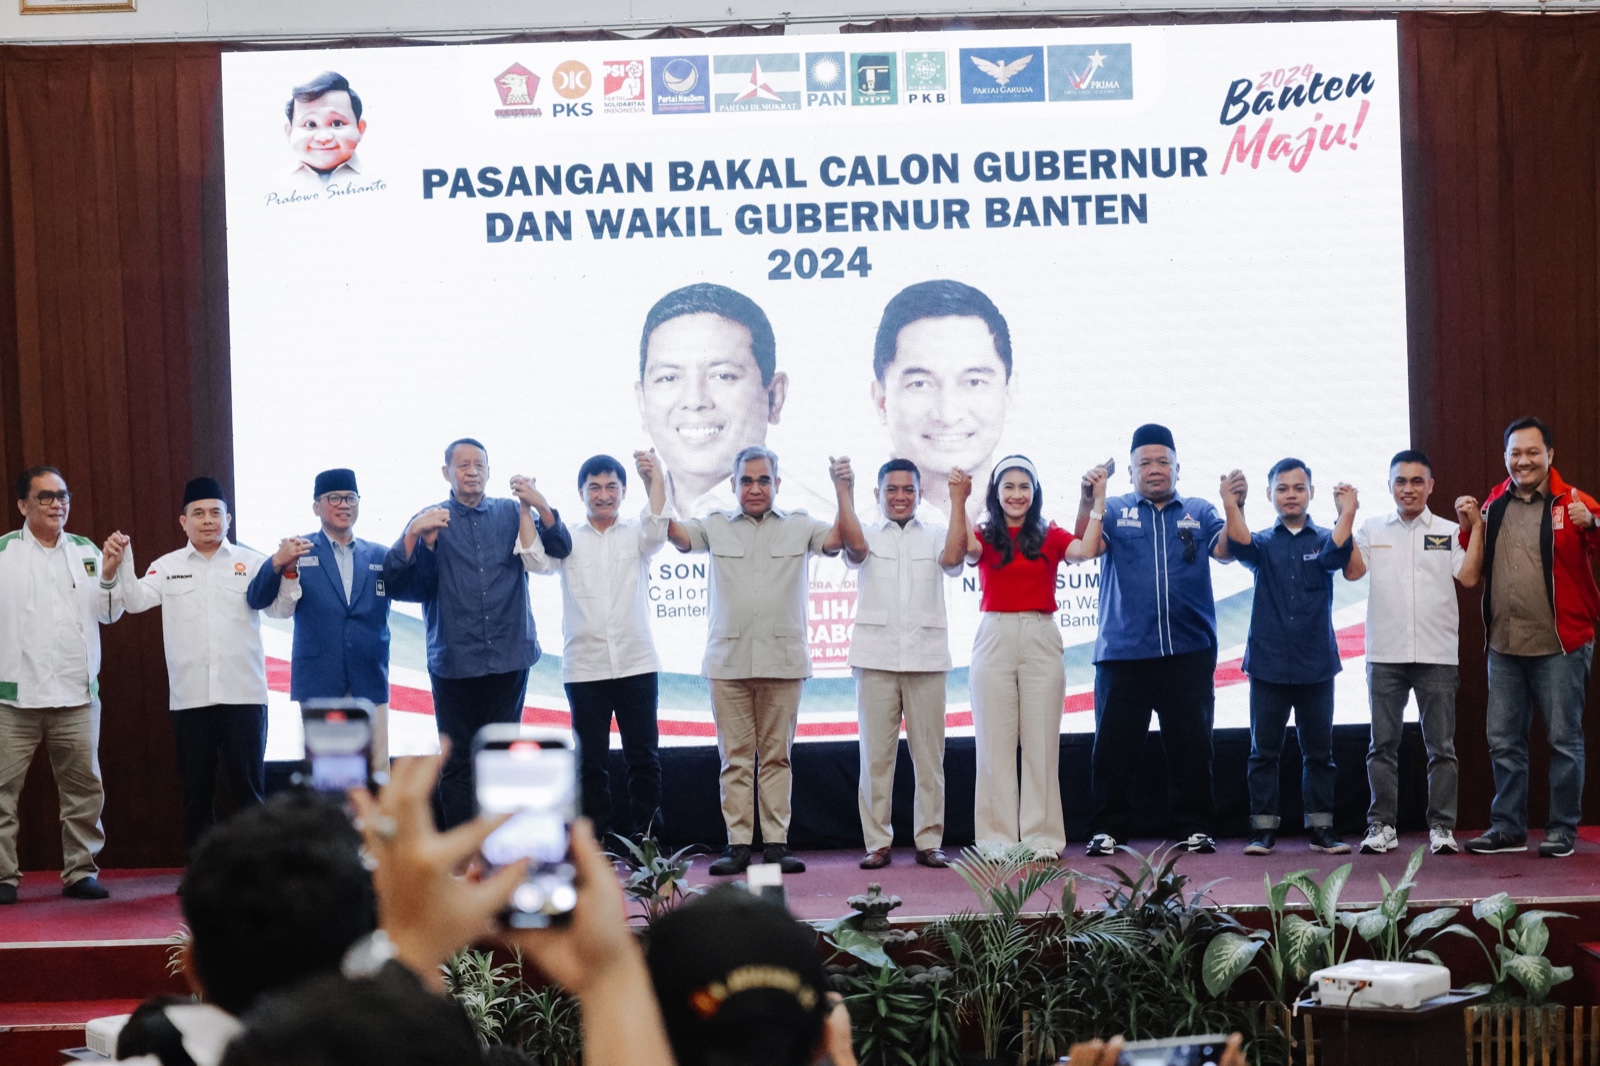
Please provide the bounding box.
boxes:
[871,280,1014,520]
[284,70,367,187]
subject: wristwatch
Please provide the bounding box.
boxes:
[1088,510,1105,522]
[341,930,398,978]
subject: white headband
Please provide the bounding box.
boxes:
[991,456,1039,485]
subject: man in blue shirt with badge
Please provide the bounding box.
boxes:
[1082,425,1238,857]
[1225,457,1358,855]
[383,439,573,828]
[247,468,393,773]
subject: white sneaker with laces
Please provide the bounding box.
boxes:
[1430,826,1459,855]
[1359,823,1397,854]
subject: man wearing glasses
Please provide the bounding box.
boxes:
[247,469,393,772]
[0,467,125,903]
[1081,425,1240,857]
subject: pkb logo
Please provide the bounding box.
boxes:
[903,50,948,104]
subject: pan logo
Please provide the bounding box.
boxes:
[959,46,1046,104]
[1046,44,1134,101]
[851,53,895,106]
[805,52,847,107]
[652,55,710,114]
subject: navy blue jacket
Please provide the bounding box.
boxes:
[247,530,391,703]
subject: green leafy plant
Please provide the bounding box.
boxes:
[441,948,520,1046]
[511,983,583,1066]
[1202,862,1353,1003]
[442,947,584,1063]
[1433,892,1574,1005]
[1333,846,1459,964]
[165,925,191,982]
[838,961,926,1066]
[607,834,704,926]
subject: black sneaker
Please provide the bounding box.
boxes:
[708,844,751,876]
[62,875,109,900]
[1182,833,1217,854]
[1085,833,1118,857]
[763,843,806,874]
[1309,827,1351,854]
[1244,831,1276,856]
[1538,835,1576,859]
[0,882,16,905]
[1464,830,1528,855]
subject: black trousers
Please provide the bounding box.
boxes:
[173,704,267,852]
[564,672,664,841]
[1090,648,1218,841]
[430,669,530,829]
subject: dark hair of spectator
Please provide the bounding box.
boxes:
[14,465,62,501]
[1268,457,1312,485]
[578,454,628,490]
[980,460,1046,566]
[877,457,920,486]
[1389,449,1432,474]
[1504,416,1553,449]
[445,438,488,466]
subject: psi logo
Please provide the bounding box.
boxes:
[603,59,647,113]
[493,63,542,117]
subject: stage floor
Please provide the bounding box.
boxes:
[2,832,1597,941]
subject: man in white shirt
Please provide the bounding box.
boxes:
[0,466,125,904]
[518,449,669,842]
[1345,450,1484,855]
[665,447,854,876]
[106,476,301,851]
[839,459,968,870]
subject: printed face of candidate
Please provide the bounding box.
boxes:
[313,491,360,538]
[997,469,1035,525]
[733,456,778,519]
[1389,461,1433,520]
[285,90,366,174]
[17,472,69,544]
[877,469,921,523]
[636,313,787,499]
[874,315,1011,486]
[582,471,626,524]
[180,500,231,551]
[1505,428,1552,494]
[1270,467,1313,522]
[1132,445,1178,503]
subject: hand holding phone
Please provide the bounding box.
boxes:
[298,698,377,793]
[474,725,579,929]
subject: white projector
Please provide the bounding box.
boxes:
[85,1014,130,1059]
[1308,960,1452,1010]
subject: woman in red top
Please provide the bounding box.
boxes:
[955,455,1106,859]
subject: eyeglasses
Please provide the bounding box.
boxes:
[320,493,359,506]
[32,491,70,505]
[1178,527,1197,564]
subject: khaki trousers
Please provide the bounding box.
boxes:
[855,668,946,851]
[709,678,802,845]
[0,702,106,886]
[969,612,1067,852]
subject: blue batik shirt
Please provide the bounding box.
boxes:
[1096,491,1227,662]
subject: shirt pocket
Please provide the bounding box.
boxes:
[772,620,806,671]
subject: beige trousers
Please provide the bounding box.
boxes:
[855,668,946,851]
[969,612,1067,852]
[709,678,803,845]
[0,702,106,886]
[369,702,390,774]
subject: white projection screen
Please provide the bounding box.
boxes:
[219,21,1408,758]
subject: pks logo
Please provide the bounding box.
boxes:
[805,52,847,107]
[959,46,1046,104]
[493,63,543,117]
[651,56,710,115]
[603,59,647,113]
[851,53,895,106]
[551,60,594,118]
[1047,44,1134,101]
[233,562,248,574]
[903,50,948,104]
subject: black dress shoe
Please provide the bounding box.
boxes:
[708,844,751,876]
[0,882,16,905]
[916,848,950,869]
[860,847,891,870]
[763,843,806,874]
[63,875,109,900]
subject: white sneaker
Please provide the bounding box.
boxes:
[1031,847,1061,863]
[1430,826,1459,855]
[1359,823,1397,854]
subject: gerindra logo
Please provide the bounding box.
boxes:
[493,63,543,117]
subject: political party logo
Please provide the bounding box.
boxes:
[603,59,647,113]
[959,46,1046,104]
[493,62,542,117]
[1047,44,1134,101]
[713,53,802,113]
[903,49,948,104]
[851,53,895,106]
[233,562,248,574]
[652,55,710,114]
[549,60,594,118]
[805,52,847,107]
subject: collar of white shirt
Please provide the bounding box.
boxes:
[1385,509,1435,528]
[185,539,238,562]
[873,513,925,532]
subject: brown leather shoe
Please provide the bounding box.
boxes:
[859,847,891,870]
[916,848,950,869]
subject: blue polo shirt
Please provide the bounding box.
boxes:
[1229,518,1352,685]
[1095,491,1226,662]
[382,495,573,679]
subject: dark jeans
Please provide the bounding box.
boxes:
[173,704,266,852]
[1366,662,1459,829]
[1090,647,1217,840]
[1248,678,1336,829]
[564,672,664,841]
[430,669,530,829]
[1486,643,1592,839]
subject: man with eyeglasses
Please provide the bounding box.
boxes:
[0,467,126,904]
[247,469,393,773]
[1082,425,1241,857]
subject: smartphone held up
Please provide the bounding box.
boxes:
[474,724,580,929]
